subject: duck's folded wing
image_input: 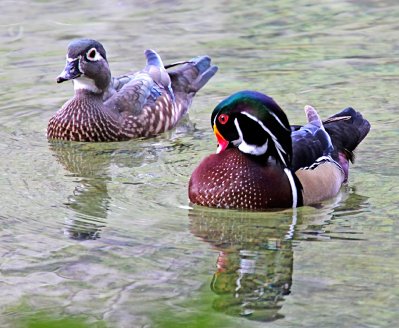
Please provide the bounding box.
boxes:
[104,72,163,117]
[104,50,172,117]
[291,105,334,171]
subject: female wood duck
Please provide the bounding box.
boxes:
[47,39,218,141]
[189,90,370,209]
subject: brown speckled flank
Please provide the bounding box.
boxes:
[47,39,217,142]
[47,91,180,141]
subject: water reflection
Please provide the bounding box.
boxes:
[298,188,369,242]
[48,118,196,240]
[63,180,109,240]
[189,189,369,322]
[190,209,295,322]
[49,142,112,240]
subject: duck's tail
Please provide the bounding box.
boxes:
[166,55,218,116]
[323,107,371,180]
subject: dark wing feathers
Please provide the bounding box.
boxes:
[104,50,170,117]
[291,105,333,171]
[104,74,155,116]
[104,52,217,120]
[291,106,370,171]
[323,107,371,163]
[168,55,218,95]
[165,55,218,119]
[291,124,330,171]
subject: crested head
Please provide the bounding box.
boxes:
[67,39,107,61]
[211,90,292,167]
[57,39,111,94]
[211,91,289,128]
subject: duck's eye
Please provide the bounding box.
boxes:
[86,48,98,61]
[218,114,229,125]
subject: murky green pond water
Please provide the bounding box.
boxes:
[1,0,398,327]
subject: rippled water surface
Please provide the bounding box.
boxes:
[1,1,398,327]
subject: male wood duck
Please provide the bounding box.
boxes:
[47,39,218,141]
[189,90,370,209]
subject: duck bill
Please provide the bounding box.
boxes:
[213,125,229,154]
[56,58,81,83]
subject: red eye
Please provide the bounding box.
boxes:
[218,114,229,125]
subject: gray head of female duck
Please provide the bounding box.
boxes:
[57,39,111,94]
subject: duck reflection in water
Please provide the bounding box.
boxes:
[190,208,294,322]
[49,142,112,240]
[49,115,197,241]
[189,188,369,322]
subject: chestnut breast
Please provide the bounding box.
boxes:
[189,148,294,209]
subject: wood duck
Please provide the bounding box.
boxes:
[47,39,218,141]
[189,90,370,209]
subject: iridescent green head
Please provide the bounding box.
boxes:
[211,90,292,166]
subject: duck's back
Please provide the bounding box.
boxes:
[105,52,218,139]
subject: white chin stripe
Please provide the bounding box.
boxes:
[238,139,268,155]
[73,76,101,93]
[240,112,287,166]
[235,118,268,156]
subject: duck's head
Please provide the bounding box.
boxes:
[211,90,292,167]
[57,39,111,94]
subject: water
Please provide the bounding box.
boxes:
[1,0,398,327]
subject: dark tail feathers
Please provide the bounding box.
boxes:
[323,107,370,163]
[166,56,218,106]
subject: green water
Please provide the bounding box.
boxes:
[0,1,398,327]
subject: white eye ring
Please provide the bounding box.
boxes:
[86,48,102,61]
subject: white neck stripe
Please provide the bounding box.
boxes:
[284,168,298,208]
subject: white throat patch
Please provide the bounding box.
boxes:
[240,111,288,166]
[234,118,269,155]
[73,76,101,94]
